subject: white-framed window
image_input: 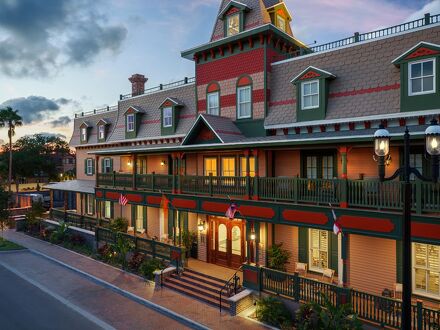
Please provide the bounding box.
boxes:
[207,91,220,115]
[322,155,334,180]
[409,58,435,96]
[413,243,440,299]
[127,114,135,132]
[98,125,105,140]
[237,85,251,119]
[86,158,93,175]
[227,13,240,37]
[87,194,94,215]
[301,80,319,110]
[163,107,173,127]
[81,127,87,141]
[277,14,286,32]
[309,229,329,272]
[104,201,112,219]
[135,205,145,232]
[103,158,112,174]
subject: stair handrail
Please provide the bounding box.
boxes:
[219,265,243,313]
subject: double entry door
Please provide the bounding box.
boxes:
[208,216,245,269]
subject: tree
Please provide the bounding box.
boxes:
[0,107,23,193]
[0,187,10,238]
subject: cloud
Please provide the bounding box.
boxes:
[0,0,127,78]
[406,0,440,21]
[30,132,67,140]
[0,96,74,124]
[50,116,72,128]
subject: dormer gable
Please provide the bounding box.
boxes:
[392,42,440,66]
[160,97,184,136]
[79,121,91,144]
[159,97,184,108]
[96,119,110,142]
[291,66,336,83]
[265,1,293,35]
[218,1,250,19]
[124,106,144,139]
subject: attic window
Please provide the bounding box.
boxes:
[127,114,135,132]
[81,127,87,141]
[98,125,105,140]
[277,14,286,32]
[227,14,240,36]
[301,80,319,110]
[409,58,435,96]
[163,107,173,127]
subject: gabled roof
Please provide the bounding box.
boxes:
[159,97,184,108]
[290,66,336,83]
[96,118,110,126]
[265,1,292,21]
[392,41,440,66]
[79,121,91,128]
[218,1,250,19]
[123,105,144,115]
[182,114,245,145]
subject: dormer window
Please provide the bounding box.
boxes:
[227,14,240,36]
[98,125,105,140]
[163,107,173,127]
[127,114,135,132]
[79,121,90,143]
[81,127,87,141]
[277,14,286,32]
[409,58,435,96]
[301,80,319,110]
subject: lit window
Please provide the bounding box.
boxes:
[221,157,235,177]
[163,107,172,127]
[127,114,135,132]
[240,156,255,177]
[135,205,145,232]
[204,157,217,176]
[207,92,220,115]
[81,127,87,141]
[301,80,319,109]
[98,125,105,140]
[237,86,251,119]
[104,201,112,219]
[277,14,286,32]
[306,156,318,179]
[409,59,435,95]
[103,158,112,174]
[87,194,94,215]
[309,229,329,272]
[86,159,93,175]
[227,14,240,36]
[413,243,440,298]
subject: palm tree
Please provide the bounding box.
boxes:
[0,107,23,193]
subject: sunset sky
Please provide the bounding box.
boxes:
[0,0,438,144]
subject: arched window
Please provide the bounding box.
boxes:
[206,82,220,116]
[236,76,252,119]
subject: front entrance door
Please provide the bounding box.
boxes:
[208,217,245,268]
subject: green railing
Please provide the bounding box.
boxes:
[50,208,98,231]
[97,172,440,214]
[95,227,185,266]
[259,267,440,329]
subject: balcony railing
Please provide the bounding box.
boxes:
[259,267,439,329]
[96,172,440,214]
[119,77,195,100]
[50,208,98,231]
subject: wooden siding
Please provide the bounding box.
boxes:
[346,147,400,180]
[274,150,301,177]
[274,224,298,273]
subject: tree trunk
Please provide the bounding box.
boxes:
[8,126,12,194]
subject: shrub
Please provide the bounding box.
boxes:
[139,258,165,280]
[49,221,70,244]
[111,233,134,268]
[255,296,293,328]
[128,252,145,271]
[267,243,291,272]
[97,243,115,262]
[109,217,128,233]
[40,226,55,240]
[295,293,362,330]
[69,233,85,246]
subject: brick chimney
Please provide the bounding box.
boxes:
[129,74,147,96]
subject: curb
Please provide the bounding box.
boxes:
[28,249,210,330]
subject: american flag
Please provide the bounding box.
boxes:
[225,202,239,219]
[119,193,128,206]
[329,203,342,235]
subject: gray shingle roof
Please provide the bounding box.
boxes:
[70,109,118,146]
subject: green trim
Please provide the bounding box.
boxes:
[160,105,181,136]
[295,78,330,122]
[330,233,338,273]
[236,74,253,121]
[392,42,440,65]
[235,119,266,137]
[125,113,140,139]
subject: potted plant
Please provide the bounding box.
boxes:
[109,217,128,233]
[267,243,291,281]
[181,230,197,258]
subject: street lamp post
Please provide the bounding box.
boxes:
[374,119,440,330]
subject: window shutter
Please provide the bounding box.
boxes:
[329,233,339,272]
[91,198,95,215]
[91,159,95,175]
[168,210,175,239]
[101,159,104,173]
[396,240,403,283]
[298,227,309,263]
[143,206,147,229]
[109,158,113,172]
[180,211,188,232]
[110,202,114,219]
[131,205,135,228]
[84,194,88,214]
[84,159,87,175]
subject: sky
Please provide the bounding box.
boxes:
[0,0,438,144]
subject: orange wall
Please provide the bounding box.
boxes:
[348,234,396,295]
[274,224,298,273]
[274,150,301,177]
[346,147,400,180]
[147,155,169,174]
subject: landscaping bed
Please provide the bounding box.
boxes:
[0,237,25,251]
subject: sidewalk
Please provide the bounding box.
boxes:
[4,230,264,330]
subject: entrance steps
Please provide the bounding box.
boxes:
[162,268,232,310]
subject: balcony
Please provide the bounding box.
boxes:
[97,172,440,214]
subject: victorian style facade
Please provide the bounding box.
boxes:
[49,0,440,320]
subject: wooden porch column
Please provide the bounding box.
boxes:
[244,149,251,199]
[63,191,68,212]
[132,154,137,190]
[95,155,100,187]
[49,190,54,209]
[80,193,83,215]
[252,149,259,200]
[339,233,349,287]
[171,153,178,194]
[337,146,351,208]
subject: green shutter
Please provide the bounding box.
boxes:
[91,159,95,175]
[396,240,403,283]
[101,159,104,173]
[298,227,309,263]
[109,158,113,172]
[168,210,175,239]
[110,202,114,219]
[330,233,339,272]
[84,159,87,175]
[131,205,135,228]
[180,211,188,232]
[143,206,147,229]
